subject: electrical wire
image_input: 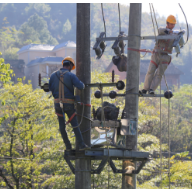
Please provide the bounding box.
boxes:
[118,3,121,34]
[101,3,106,37]
[178,3,189,45]
[151,4,158,30]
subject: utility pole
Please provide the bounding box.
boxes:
[122,3,142,189]
[75,3,91,189]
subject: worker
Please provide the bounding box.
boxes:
[141,15,177,94]
[49,56,90,151]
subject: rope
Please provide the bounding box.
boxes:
[149,3,171,189]
[149,3,157,37]
[178,3,189,45]
[168,99,171,189]
[160,84,162,189]
[101,3,106,37]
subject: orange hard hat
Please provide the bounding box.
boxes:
[62,56,75,70]
[166,15,177,24]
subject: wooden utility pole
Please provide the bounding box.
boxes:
[75,3,91,189]
[122,3,142,189]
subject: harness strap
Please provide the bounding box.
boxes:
[58,70,68,103]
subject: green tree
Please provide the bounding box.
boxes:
[62,19,72,36]
[0,55,13,87]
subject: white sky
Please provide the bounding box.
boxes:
[122,3,192,25]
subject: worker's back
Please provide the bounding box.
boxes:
[49,68,84,99]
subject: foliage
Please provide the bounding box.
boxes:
[0,55,13,87]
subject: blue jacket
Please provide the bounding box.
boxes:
[49,68,85,99]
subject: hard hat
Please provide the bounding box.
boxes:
[62,56,75,70]
[166,15,177,24]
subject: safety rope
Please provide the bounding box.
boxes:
[149,3,171,189]
[160,84,162,189]
[168,99,171,189]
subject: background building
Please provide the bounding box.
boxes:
[105,59,184,89]
[17,41,76,88]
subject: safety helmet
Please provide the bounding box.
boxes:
[62,56,75,70]
[166,15,177,24]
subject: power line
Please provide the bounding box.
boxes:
[118,3,121,33]
[178,3,189,45]
[101,3,106,37]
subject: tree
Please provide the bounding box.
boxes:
[62,19,72,36]
[0,55,13,87]
[18,13,58,46]
[0,79,76,189]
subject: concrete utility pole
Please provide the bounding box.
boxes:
[75,3,91,189]
[122,3,142,189]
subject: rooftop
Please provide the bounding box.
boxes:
[53,41,76,51]
[17,44,54,54]
[27,56,64,66]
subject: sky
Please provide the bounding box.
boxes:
[122,3,192,25]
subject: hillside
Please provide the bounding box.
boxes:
[0,3,191,84]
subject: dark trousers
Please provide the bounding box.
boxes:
[54,103,85,149]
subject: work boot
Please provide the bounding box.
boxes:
[141,89,147,94]
[79,144,91,151]
[149,89,155,94]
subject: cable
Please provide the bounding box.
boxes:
[151,4,158,30]
[118,3,121,34]
[101,3,106,37]
[178,3,189,45]
[149,3,157,37]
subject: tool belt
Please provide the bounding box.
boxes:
[54,98,75,104]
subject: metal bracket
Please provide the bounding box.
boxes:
[96,35,178,42]
[64,148,149,175]
[109,158,148,175]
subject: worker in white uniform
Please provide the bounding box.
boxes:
[142,15,177,94]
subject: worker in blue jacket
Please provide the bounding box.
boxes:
[49,56,90,151]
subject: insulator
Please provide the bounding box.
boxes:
[100,41,106,51]
[43,83,49,92]
[119,40,125,54]
[109,91,117,99]
[95,48,102,58]
[94,90,101,99]
[114,47,121,56]
[116,80,125,90]
[164,90,173,99]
